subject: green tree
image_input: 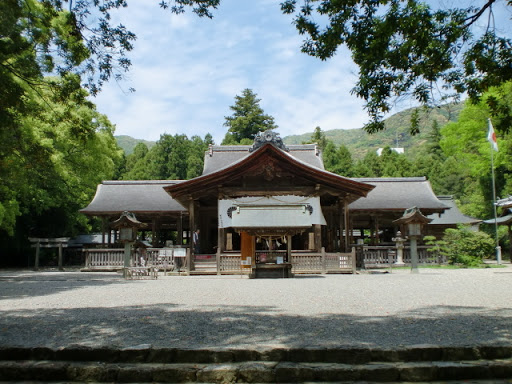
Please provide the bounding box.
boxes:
[186,135,209,179]
[222,89,278,144]
[308,126,328,150]
[436,82,512,218]
[120,133,212,180]
[354,151,382,177]
[380,147,414,177]
[280,0,512,134]
[323,142,354,177]
[0,77,122,264]
[1,0,220,98]
[124,143,149,176]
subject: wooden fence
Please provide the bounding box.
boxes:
[83,245,440,273]
[217,253,244,274]
[290,249,356,274]
[217,248,356,275]
[84,247,357,274]
[83,247,183,271]
[354,245,443,268]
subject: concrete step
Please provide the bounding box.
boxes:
[0,346,510,383]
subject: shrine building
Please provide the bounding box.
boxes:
[81,130,449,275]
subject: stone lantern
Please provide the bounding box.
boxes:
[393,207,431,273]
[392,230,406,266]
[111,211,146,276]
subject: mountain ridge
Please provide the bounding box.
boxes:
[115,103,463,158]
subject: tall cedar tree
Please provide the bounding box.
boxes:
[222,89,278,144]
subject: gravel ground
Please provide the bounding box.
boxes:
[0,266,511,350]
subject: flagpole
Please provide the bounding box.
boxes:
[488,118,502,264]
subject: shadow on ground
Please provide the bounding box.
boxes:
[0,271,126,300]
[0,303,510,350]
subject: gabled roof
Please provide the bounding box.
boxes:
[428,196,481,225]
[80,180,187,216]
[349,177,448,214]
[165,143,374,202]
[202,144,324,175]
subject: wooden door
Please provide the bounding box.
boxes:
[240,231,255,269]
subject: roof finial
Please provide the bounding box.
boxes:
[250,130,289,152]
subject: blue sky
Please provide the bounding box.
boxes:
[92,0,511,144]
[92,0,373,144]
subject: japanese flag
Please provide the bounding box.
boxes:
[488,119,498,152]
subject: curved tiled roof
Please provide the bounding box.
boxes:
[80,180,187,215]
[349,177,448,213]
[166,143,374,201]
[202,144,324,175]
[428,196,481,225]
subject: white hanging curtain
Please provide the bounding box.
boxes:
[218,196,327,229]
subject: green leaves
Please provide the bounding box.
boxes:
[281,0,512,134]
[120,133,213,180]
[159,0,220,18]
[441,226,495,266]
[0,72,122,239]
[222,89,278,144]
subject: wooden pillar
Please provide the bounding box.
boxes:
[370,216,375,244]
[218,227,224,253]
[338,199,344,252]
[177,213,183,245]
[107,225,112,246]
[286,235,292,264]
[152,218,158,247]
[314,224,322,252]
[58,243,63,271]
[188,199,195,271]
[101,217,107,247]
[375,216,380,244]
[321,247,326,274]
[34,241,40,270]
[344,200,350,252]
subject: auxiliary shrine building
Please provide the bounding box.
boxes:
[81,130,450,275]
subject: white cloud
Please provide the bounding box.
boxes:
[92,0,372,144]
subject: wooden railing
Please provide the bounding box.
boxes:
[85,245,442,272]
[217,252,244,274]
[326,251,356,272]
[354,245,443,268]
[83,247,187,271]
[217,248,356,275]
[291,249,356,274]
[290,252,322,273]
[84,248,124,269]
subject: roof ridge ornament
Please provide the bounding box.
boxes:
[250,130,289,152]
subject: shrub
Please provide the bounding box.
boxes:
[439,226,495,267]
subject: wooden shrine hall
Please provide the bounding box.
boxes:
[81,130,448,276]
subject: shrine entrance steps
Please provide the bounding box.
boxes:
[1,345,511,382]
[190,254,217,275]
